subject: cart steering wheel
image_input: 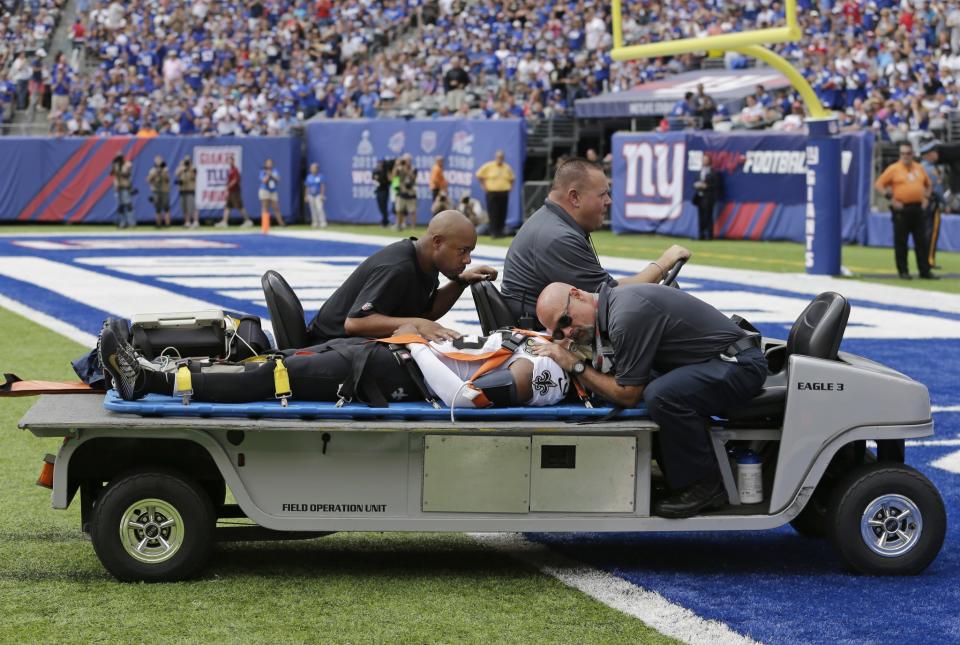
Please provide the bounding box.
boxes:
[661,257,687,288]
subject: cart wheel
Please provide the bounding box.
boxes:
[827,464,946,575]
[90,469,215,582]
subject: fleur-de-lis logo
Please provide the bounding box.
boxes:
[533,370,557,395]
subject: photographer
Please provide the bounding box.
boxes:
[431,188,451,217]
[176,156,198,228]
[146,156,171,228]
[109,154,135,228]
[259,158,285,226]
[459,193,487,229]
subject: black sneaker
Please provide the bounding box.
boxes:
[919,272,940,280]
[98,327,143,400]
[653,476,728,519]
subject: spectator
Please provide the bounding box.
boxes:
[176,156,198,229]
[475,149,515,238]
[443,56,470,111]
[109,153,134,229]
[259,158,284,227]
[305,162,327,228]
[429,156,447,201]
[147,156,171,228]
[11,53,31,111]
[216,158,254,228]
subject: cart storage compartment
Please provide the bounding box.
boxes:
[530,436,636,512]
[422,436,530,513]
[421,435,638,514]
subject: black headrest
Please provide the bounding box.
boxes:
[786,291,850,361]
[261,270,308,350]
[470,281,516,336]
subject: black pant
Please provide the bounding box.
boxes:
[643,347,767,490]
[697,199,715,240]
[926,201,941,267]
[144,340,419,404]
[485,191,509,237]
[892,203,931,276]
[375,189,390,226]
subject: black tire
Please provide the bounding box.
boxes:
[790,495,829,538]
[90,469,215,582]
[792,445,877,539]
[827,463,946,575]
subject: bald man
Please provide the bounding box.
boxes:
[306,211,497,342]
[532,281,766,518]
[501,157,690,326]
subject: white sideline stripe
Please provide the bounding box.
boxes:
[907,439,960,447]
[468,532,759,645]
[932,405,960,413]
[931,450,960,474]
[0,293,95,347]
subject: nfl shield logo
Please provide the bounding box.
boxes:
[388,131,406,154]
[421,131,437,154]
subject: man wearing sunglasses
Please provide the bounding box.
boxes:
[531,281,767,519]
[500,157,690,326]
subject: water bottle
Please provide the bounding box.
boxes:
[736,449,763,504]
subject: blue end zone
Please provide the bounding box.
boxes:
[103,391,649,421]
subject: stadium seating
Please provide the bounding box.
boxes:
[0,0,955,141]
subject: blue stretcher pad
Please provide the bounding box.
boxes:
[103,391,649,421]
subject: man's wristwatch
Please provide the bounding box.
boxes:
[571,360,586,375]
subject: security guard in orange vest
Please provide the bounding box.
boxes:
[875,142,936,280]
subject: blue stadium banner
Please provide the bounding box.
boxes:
[0,136,301,224]
[306,119,526,227]
[611,130,873,243]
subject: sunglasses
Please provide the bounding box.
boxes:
[552,293,573,341]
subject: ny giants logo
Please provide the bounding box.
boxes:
[621,142,685,221]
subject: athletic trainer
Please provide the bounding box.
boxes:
[501,157,690,325]
[306,210,497,342]
[532,281,767,518]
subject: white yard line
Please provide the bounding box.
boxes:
[469,532,760,645]
[0,293,95,347]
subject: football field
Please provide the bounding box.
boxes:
[1,228,958,644]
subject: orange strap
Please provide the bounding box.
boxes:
[1,374,99,397]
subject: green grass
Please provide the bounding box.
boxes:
[0,306,676,644]
[6,221,960,293]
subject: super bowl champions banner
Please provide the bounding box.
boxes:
[611,131,874,243]
[306,119,526,227]
[0,136,299,223]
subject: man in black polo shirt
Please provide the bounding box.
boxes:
[501,157,690,325]
[306,210,497,342]
[532,281,767,518]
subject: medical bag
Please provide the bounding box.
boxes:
[130,310,271,360]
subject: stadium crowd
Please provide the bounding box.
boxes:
[0,0,957,140]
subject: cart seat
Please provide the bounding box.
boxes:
[471,281,517,335]
[726,292,850,421]
[261,270,309,350]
